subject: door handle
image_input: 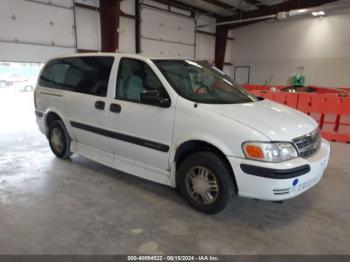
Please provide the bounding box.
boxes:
[110,103,121,113]
[95,101,105,110]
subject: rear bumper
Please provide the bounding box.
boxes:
[228,139,331,201]
[35,110,46,135]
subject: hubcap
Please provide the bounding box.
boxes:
[185,166,219,205]
[51,127,64,153]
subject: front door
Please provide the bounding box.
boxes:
[108,58,176,174]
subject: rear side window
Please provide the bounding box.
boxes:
[39,56,114,97]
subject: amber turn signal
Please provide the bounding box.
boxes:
[244,145,264,159]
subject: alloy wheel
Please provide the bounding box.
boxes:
[50,127,64,154]
[185,166,219,205]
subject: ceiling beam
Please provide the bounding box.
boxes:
[244,0,266,7]
[199,0,236,10]
[150,0,221,18]
[220,0,339,29]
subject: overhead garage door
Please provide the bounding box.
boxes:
[140,2,195,58]
[0,0,76,62]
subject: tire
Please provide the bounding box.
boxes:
[178,151,234,214]
[48,120,72,159]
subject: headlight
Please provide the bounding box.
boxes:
[242,142,298,163]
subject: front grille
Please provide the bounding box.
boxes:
[293,129,321,158]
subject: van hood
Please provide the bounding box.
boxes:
[201,100,318,141]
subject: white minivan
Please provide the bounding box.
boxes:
[34,53,330,214]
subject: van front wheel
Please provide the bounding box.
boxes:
[178,152,233,214]
[48,120,72,159]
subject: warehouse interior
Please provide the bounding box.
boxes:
[0,0,350,256]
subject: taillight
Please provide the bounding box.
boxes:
[34,89,37,109]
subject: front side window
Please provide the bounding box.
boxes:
[153,60,257,104]
[116,58,165,102]
[39,56,114,97]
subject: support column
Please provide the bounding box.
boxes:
[100,0,120,52]
[215,25,228,70]
[135,0,141,53]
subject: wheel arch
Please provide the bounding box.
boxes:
[45,111,64,137]
[174,140,238,193]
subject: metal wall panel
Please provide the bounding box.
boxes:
[0,42,74,62]
[197,15,216,34]
[225,39,233,63]
[140,6,195,58]
[223,65,234,78]
[141,38,193,58]
[0,0,75,62]
[75,0,99,8]
[143,0,168,10]
[195,33,215,61]
[34,0,73,8]
[120,0,135,16]
[119,17,136,53]
[75,6,100,51]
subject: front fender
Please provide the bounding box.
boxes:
[171,98,270,160]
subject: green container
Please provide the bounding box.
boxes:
[291,74,305,87]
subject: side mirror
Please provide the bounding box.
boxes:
[140,90,171,108]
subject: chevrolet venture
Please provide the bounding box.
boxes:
[34,53,330,214]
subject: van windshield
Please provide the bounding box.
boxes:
[153,60,257,104]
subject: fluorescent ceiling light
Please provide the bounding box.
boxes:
[296,9,308,13]
[312,11,326,16]
[289,9,308,17]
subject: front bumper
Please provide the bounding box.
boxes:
[228,139,331,201]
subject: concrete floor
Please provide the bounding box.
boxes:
[0,91,349,255]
